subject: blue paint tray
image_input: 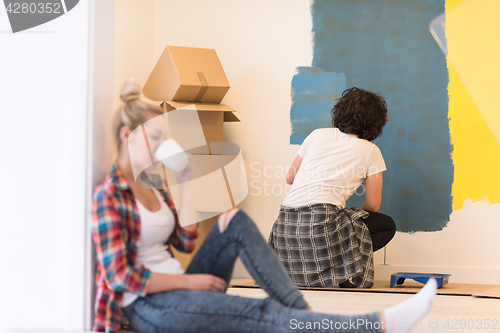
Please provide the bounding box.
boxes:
[390,272,451,288]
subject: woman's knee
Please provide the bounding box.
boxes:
[218,208,240,224]
[383,214,397,240]
[217,208,242,234]
[376,212,396,231]
[387,215,397,233]
[218,208,259,234]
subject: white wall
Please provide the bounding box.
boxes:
[150,0,314,278]
[111,0,312,278]
[93,1,117,183]
[147,0,500,284]
[377,200,500,284]
[89,0,116,330]
[0,2,92,332]
[111,0,500,284]
[114,0,155,111]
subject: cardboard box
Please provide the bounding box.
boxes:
[167,153,245,270]
[170,152,245,268]
[152,101,245,268]
[161,101,239,145]
[165,152,245,214]
[144,46,230,103]
[156,101,245,216]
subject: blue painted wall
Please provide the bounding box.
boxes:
[290,67,346,144]
[289,0,453,232]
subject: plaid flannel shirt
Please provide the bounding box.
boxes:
[268,203,374,288]
[91,163,198,332]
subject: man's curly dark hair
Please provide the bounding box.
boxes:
[331,87,388,141]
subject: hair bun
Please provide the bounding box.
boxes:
[120,80,141,103]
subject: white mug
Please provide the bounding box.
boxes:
[154,138,189,172]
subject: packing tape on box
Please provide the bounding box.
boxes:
[193,72,209,103]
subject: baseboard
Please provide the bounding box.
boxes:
[374,264,500,285]
[232,262,500,285]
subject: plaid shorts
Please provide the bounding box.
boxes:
[268,203,374,288]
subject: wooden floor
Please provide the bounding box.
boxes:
[227,279,500,333]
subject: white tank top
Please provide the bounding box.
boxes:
[122,189,184,307]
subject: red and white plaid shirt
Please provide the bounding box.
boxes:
[91,163,197,332]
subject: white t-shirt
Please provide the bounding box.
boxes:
[122,189,184,307]
[282,128,386,208]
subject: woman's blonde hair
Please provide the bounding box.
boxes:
[112,80,164,150]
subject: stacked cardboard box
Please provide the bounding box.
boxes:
[143,45,242,268]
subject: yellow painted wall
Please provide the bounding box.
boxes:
[446,0,500,210]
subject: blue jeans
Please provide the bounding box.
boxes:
[122,209,381,333]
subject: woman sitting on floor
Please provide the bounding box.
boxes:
[269,87,397,289]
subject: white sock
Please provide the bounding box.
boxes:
[383,278,437,333]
